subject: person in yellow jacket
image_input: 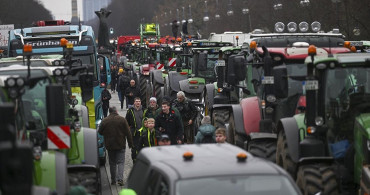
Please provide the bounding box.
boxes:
[137,118,156,152]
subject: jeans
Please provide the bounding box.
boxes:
[108,149,126,182]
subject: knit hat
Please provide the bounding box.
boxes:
[119,68,124,73]
[149,97,157,102]
[201,116,211,125]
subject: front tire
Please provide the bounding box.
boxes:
[296,164,339,195]
[276,130,297,179]
[248,139,277,162]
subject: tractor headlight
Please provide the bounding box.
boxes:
[54,69,62,76]
[16,78,25,87]
[299,22,309,32]
[266,95,276,103]
[54,60,60,66]
[287,22,297,32]
[9,88,18,99]
[315,116,324,126]
[6,78,16,87]
[307,126,316,134]
[311,21,321,32]
[33,146,42,161]
[275,22,285,33]
[72,98,78,106]
[60,60,66,66]
[266,107,274,114]
[62,68,69,76]
[74,121,81,132]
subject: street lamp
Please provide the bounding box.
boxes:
[227,0,234,16]
[215,0,221,20]
[300,0,310,7]
[188,5,193,23]
[203,1,209,22]
[182,7,186,24]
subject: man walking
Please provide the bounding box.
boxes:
[126,97,147,162]
[98,107,133,186]
[101,83,111,118]
[155,100,183,145]
[125,79,140,109]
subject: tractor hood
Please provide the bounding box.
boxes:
[179,77,205,94]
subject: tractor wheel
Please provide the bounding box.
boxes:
[204,87,214,116]
[228,113,245,148]
[276,130,297,179]
[212,109,230,130]
[139,75,149,108]
[296,164,339,195]
[69,170,101,195]
[248,139,277,163]
[154,81,163,105]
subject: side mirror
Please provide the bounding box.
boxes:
[227,55,246,85]
[273,65,288,99]
[46,84,66,125]
[198,53,207,71]
[79,73,94,102]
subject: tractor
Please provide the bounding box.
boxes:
[276,48,370,194]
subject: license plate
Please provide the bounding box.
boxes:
[216,60,225,67]
[305,80,318,90]
[262,76,274,84]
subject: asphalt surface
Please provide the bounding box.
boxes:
[101,88,133,195]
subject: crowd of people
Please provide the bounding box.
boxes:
[98,66,226,186]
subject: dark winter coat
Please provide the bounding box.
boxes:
[194,124,216,143]
[117,74,130,92]
[138,129,156,152]
[125,85,140,106]
[145,104,159,119]
[155,109,183,144]
[101,89,111,109]
[172,98,197,121]
[98,112,133,150]
[126,106,147,132]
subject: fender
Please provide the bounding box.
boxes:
[152,70,164,85]
[76,105,89,128]
[277,117,300,163]
[34,151,68,195]
[205,84,215,115]
[211,104,245,136]
[168,71,187,93]
[179,79,204,94]
[240,97,261,135]
[83,127,99,168]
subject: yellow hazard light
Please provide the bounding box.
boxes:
[158,39,162,44]
[146,41,149,45]
[250,41,257,49]
[66,43,74,49]
[189,80,198,84]
[183,151,193,161]
[187,42,192,46]
[236,36,239,40]
[217,88,223,93]
[60,38,68,47]
[177,38,182,42]
[308,45,317,55]
[23,44,32,53]
[350,46,357,53]
[344,41,351,49]
[237,152,247,162]
[261,100,266,109]
[307,126,316,134]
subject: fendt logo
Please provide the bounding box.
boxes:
[25,39,78,48]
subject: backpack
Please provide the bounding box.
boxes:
[201,133,216,143]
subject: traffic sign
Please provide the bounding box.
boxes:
[168,57,176,67]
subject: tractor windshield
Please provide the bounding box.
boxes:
[325,66,370,116]
[197,54,218,80]
[286,63,307,96]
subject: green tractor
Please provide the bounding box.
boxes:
[0,93,52,195]
[276,49,370,194]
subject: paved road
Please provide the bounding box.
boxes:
[101,89,134,195]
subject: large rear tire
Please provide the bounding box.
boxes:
[248,139,277,162]
[139,75,149,108]
[212,109,230,129]
[154,80,163,105]
[296,164,339,195]
[276,130,297,179]
[228,113,245,148]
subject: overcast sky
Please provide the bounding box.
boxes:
[39,0,83,21]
